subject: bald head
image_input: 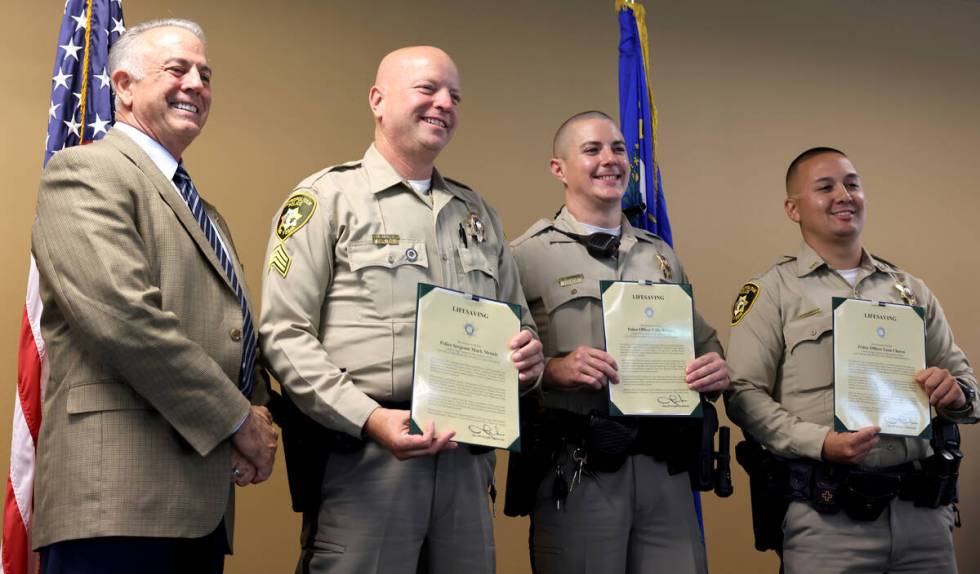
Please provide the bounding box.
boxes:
[553,110,616,159]
[368,46,461,177]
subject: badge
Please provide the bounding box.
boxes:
[275,192,317,241]
[895,282,917,305]
[558,274,584,287]
[656,253,673,281]
[731,282,761,326]
[372,234,401,246]
[465,213,486,243]
[405,247,419,262]
[269,244,291,278]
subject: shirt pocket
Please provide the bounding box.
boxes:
[348,239,429,319]
[67,381,152,414]
[541,280,603,353]
[456,245,499,298]
[782,314,834,394]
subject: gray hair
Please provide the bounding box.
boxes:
[109,19,206,104]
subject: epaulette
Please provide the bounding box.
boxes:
[511,219,554,247]
[325,159,362,173]
[631,226,663,244]
[444,176,473,191]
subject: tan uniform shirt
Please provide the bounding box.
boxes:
[511,207,723,415]
[726,242,978,467]
[260,145,535,437]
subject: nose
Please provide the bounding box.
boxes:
[434,88,454,110]
[598,146,617,164]
[182,66,206,92]
[836,183,853,201]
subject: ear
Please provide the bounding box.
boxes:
[784,197,801,224]
[368,86,384,120]
[112,69,135,109]
[549,158,565,183]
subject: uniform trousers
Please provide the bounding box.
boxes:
[297,441,496,574]
[530,452,707,574]
[782,499,957,573]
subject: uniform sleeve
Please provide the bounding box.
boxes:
[487,209,542,395]
[32,148,250,456]
[259,189,379,437]
[915,279,980,423]
[725,277,830,460]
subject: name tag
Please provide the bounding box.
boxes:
[558,274,584,287]
[372,234,400,246]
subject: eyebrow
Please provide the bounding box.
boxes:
[164,57,212,76]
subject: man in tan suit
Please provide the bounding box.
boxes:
[30,19,277,574]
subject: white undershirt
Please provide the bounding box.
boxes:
[580,222,622,236]
[407,178,432,195]
[838,267,860,286]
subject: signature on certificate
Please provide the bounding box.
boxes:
[657,393,689,407]
[468,423,505,440]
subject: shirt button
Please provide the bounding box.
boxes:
[809,329,818,336]
[571,288,578,295]
[229,328,242,342]
[441,253,449,261]
[388,254,395,264]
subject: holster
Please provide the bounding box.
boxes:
[735,438,790,553]
[269,388,335,513]
[503,399,563,517]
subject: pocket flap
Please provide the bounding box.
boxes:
[67,382,152,414]
[784,314,833,352]
[542,280,601,313]
[457,246,497,278]
[348,240,428,272]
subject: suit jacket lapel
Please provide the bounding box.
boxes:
[105,129,237,294]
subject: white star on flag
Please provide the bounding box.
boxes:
[60,38,83,61]
[48,101,61,119]
[52,68,72,90]
[89,114,110,137]
[72,91,83,108]
[63,114,82,137]
[95,68,111,89]
[71,13,87,32]
[112,17,125,35]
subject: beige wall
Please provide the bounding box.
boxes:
[2,1,978,572]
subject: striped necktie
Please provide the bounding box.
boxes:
[173,164,256,397]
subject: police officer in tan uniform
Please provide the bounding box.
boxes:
[508,111,730,573]
[727,147,978,573]
[259,46,544,574]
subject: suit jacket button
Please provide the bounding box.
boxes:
[230,328,243,342]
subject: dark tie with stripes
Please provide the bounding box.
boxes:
[173,164,256,397]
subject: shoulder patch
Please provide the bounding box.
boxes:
[276,192,317,241]
[730,282,761,326]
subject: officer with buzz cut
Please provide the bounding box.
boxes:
[727,146,978,573]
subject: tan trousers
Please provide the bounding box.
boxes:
[297,442,496,574]
[530,452,707,574]
[782,499,957,573]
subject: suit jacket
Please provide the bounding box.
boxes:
[30,128,260,550]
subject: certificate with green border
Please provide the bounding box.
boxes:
[832,297,930,439]
[409,283,522,451]
[601,280,701,417]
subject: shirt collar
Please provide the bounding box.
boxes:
[362,144,467,202]
[554,206,650,242]
[113,122,180,181]
[794,241,885,277]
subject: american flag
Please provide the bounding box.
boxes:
[2,2,123,573]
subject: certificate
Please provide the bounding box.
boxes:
[601,280,701,417]
[833,297,930,438]
[410,283,522,451]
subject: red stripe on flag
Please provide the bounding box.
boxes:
[16,308,43,444]
[2,477,29,574]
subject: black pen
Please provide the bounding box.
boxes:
[458,222,468,248]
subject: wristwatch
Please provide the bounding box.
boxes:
[955,379,976,409]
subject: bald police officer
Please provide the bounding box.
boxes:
[259,46,543,574]
[508,111,730,573]
[727,147,978,573]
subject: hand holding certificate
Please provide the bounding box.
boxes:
[601,281,700,417]
[410,284,522,451]
[833,297,930,438]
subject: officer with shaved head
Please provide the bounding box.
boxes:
[507,111,729,573]
[259,46,543,573]
[727,147,978,573]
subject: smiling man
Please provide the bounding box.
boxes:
[726,147,978,572]
[259,46,543,573]
[30,19,277,574]
[506,111,729,573]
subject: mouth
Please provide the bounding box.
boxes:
[594,173,623,183]
[422,117,448,129]
[830,208,857,220]
[171,101,200,114]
